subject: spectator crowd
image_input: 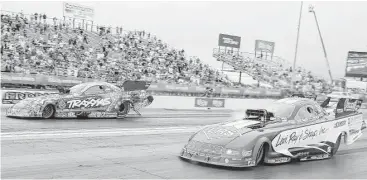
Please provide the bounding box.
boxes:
[1,11,233,89]
[1,10,332,94]
[213,49,333,93]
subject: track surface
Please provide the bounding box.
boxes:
[2,106,367,179]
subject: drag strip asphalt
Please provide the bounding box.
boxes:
[1,108,367,179]
[1,107,232,133]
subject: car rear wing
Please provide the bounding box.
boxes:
[321,97,363,117]
[120,80,152,92]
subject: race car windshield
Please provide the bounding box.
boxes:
[69,84,88,95]
[265,102,295,119]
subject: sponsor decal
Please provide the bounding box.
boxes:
[271,118,351,156]
[247,160,256,166]
[268,157,290,163]
[274,126,329,148]
[57,100,67,109]
[344,99,362,111]
[212,99,224,107]
[196,98,209,107]
[295,152,309,157]
[56,112,77,118]
[205,127,235,138]
[310,154,329,160]
[2,91,57,104]
[67,112,76,117]
[334,120,347,128]
[66,97,111,109]
[89,112,116,118]
[349,129,360,135]
[347,114,363,124]
[194,98,225,108]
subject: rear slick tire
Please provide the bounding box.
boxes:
[117,101,130,118]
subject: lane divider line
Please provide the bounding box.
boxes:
[1,126,203,140]
[1,126,202,135]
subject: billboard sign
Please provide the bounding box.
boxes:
[218,34,241,49]
[345,51,367,78]
[63,2,94,20]
[255,40,275,53]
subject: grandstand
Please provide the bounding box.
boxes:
[1,10,332,95]
[1,10,235,89]
[213,46,331,93]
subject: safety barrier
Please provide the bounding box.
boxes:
[0,89,275,110]
[1,88,367,111]
[1,72,284,98]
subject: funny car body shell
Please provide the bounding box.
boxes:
[180,98,365,168]
[6,81,154,119]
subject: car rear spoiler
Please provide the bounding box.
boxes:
[120,80,152,91]
[245,109,275,120]
[321,97,363,117]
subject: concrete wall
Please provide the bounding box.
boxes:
[146,96,275,110]
[0,89,276,110]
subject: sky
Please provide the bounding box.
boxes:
[1,0,367,81]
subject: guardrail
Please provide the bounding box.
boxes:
[1,89,366,111]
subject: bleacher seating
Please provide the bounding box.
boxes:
[1,11,235,88]
[213,48,331,92]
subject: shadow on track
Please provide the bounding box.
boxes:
[176,154,358,171]
[5,116,137,121]
[178,156,254,171]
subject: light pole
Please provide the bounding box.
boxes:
[292,1,303,91]
[309,5,333,83]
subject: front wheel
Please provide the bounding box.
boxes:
[42,104,55,119]
[255,144,265,166]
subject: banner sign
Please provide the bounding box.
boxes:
[1,90,58,104]
[255,40,275,53]
[194,98,225,108]
[218,34,241,49]
[362,103,367,109]
[63,2,94,20]
[345,51,367,78]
